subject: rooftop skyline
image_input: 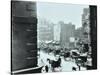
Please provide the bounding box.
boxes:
[37,2,89,29]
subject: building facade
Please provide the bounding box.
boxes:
[82,8,90,44]
[12,1,37,71]
[53,24,61,41]
[75,27,84,39]
[60,22,75,48]
[82,8,90,53]
[38,19,54,41]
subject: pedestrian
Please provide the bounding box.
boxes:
[46,58,51,72]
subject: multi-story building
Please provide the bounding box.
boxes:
[53,24,61,41]
[74,27,84,39]
[60,22,75,48]
[12,1,38,72]
[82,8,90,44]
[82,8,90,52]
[38,19,54,41]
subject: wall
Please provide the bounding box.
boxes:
[11,1,37,71]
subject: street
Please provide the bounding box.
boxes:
[38,50,86,72]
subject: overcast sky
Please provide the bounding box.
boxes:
[37,2,89,29]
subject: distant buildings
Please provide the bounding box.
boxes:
[74,27,84,39]
[74,8,90,43]
[74,8,90,52]
[53,23,61,41]
[38,8,90,50]
[82,8,90,53]
[82,8,90,44]
[38,19,54,41]
[38,20,76,49]
[60,22,75,48]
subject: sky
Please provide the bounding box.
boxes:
[37,2,89,29]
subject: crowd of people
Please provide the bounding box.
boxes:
[37,41,92,73]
